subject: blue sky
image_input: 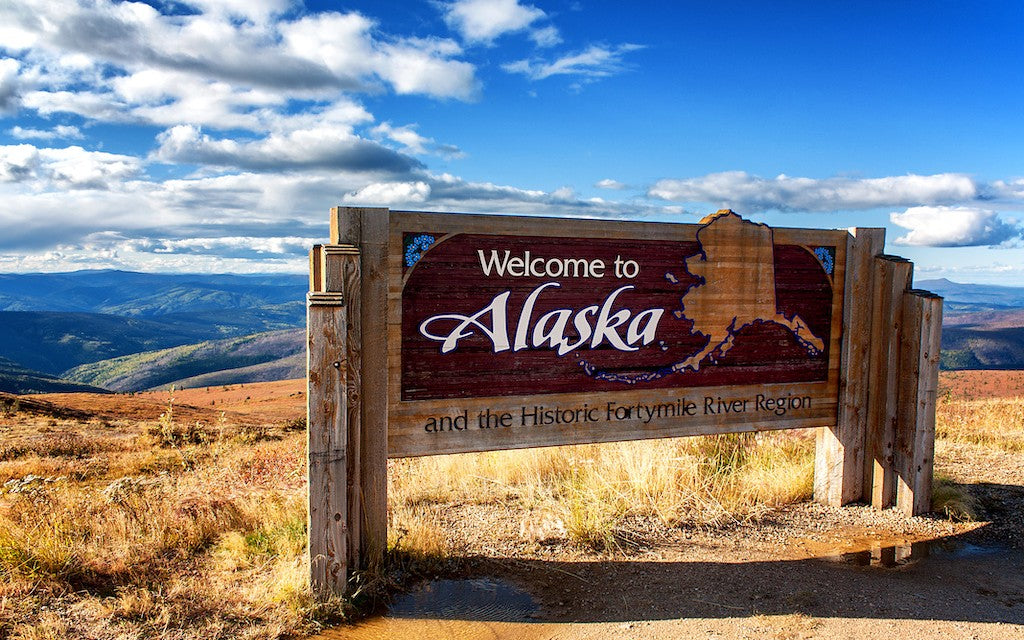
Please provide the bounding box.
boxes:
[1,0,1024,283]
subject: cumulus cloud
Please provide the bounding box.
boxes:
[342,181,432,206]
[595,178,626,190]
[648,171,979,212]
[371,122,465,158]
[0,58,21,114]
[988,178,1024,201]
[443,0,546,44]
[154,124,423,174]
[890,206,1022,247]
[338,173,683,219]
[127,235,319,258]
[0,144,140,189]
[9,124,83,140]
[0,0,480,103]
[502,44,644,80]
[529,25,561,48]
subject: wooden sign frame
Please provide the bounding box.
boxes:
[307,207,942,596]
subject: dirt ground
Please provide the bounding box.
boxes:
[320,494,1024,640]
[8,374,1023,639]
[321,370,1024,640]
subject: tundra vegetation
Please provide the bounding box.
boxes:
[0,372,1017,639]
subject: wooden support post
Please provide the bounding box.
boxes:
[895,290,942,515]
[324,245,362,568]
[815,227,885,506]
[307,286,347,596]
[866,255,913,509]
[331,206,390,569]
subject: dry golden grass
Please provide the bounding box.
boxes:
[0,392,342,640]
[1,378,1021,638]
[389,430,816,554]
[936,395,1024,452]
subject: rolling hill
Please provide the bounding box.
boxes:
[0,357,109,394]
[0,270,308,393]
[62,329,305,392]
[916,280,1024,370]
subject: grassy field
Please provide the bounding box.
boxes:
[0,372,1020,639]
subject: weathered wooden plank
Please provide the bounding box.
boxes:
[814,227,885,506]
[323,244,358,292]
[895,290,942,515]
[866,255,912,509]
[332,206,390,568]
[307,292,347,596]
[322,245,363,568]
[310,245,324,293]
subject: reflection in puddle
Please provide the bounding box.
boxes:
[315,578,549,640]
[388,578,537,620]
[818,538,1003,569]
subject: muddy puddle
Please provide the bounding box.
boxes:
[797,532,1004,569]
[315,577,553,640]
[314,536,1011,638]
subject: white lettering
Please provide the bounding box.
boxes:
[475,249,609,279]
[418,282,663,356]
[419,291,512,353]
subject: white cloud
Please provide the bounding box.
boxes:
[529,25,561,48]
[502,44,644,80]
[153,124,422,174]
[127,235,319,257]
[371,121,465,158]
[0,0,480,108]
[342,181,432,206]
[0,58,21,114]
[890,206,1022,247]
[443,0,545,43]
[988,178,1024,201]
[374,38,479,100]
[186,0,291,24]
[0,144,140,189]
[648,171,979,212]
[8,124,83,140]
[595,178,626,190]
[22,89,132,122]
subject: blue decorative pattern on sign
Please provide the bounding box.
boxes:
[404,234,436,268]
[813,246,835,276]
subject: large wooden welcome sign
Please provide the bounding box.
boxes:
[307,207,942,596]
[394,210,844,455]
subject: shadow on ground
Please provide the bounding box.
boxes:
[318,482,1024,639]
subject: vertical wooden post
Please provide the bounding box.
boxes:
[865,255,913,509]
[307,267,348,596]
[331,206,390,569]
[815,227,885,506]
[324,245,362,568]
[895,290,943,515]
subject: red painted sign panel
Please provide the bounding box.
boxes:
[400,212,836,401]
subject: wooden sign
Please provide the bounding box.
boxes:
[389,209,847,457]
[306,206,942,596]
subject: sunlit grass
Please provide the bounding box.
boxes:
[1,381,1021,637]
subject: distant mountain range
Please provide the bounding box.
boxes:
[0,270,306,393]
[917,278,1024,310]
[0,270,306,315]
[918,279,1024,369]
[0,271,1021,394]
